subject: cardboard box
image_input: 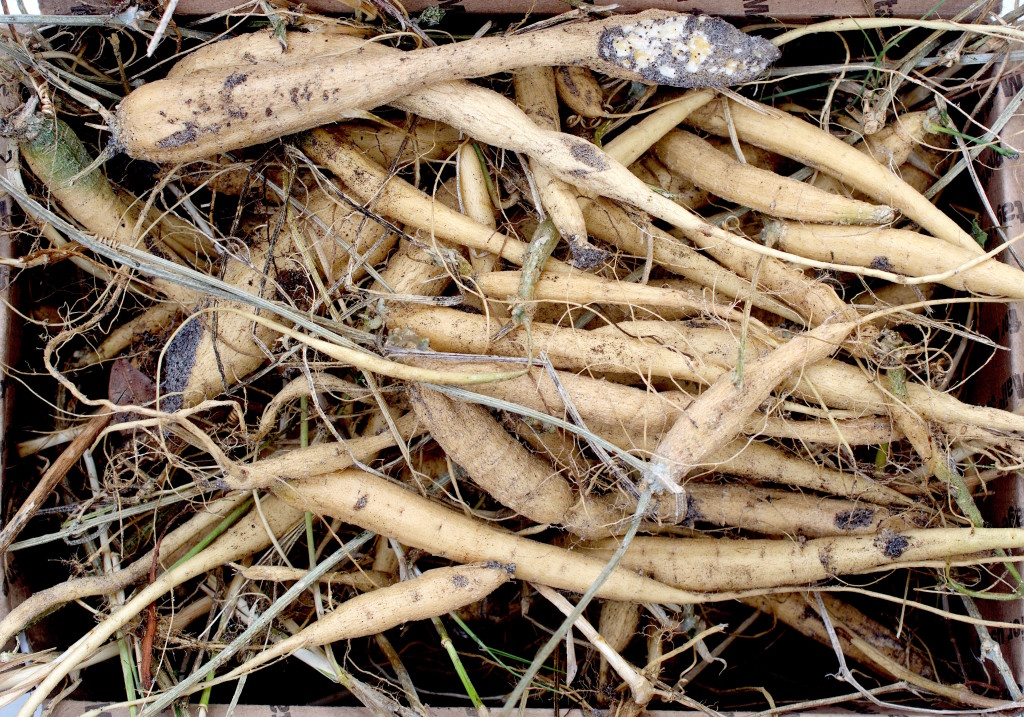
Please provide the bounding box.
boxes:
[30,0,984,18]
[969,67,1024,686]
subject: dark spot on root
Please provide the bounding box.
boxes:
[227,107,248,119]
[451,574,470,588]
[834,508,876,531]
[265,107,273,117]
[556,66,578,95]
[875,529,909,559]
[242,52,258,65]
[157,122,198,149]
[869,255,894,272]
[566,138,609,172]
[681,494,702,527]
[224,71,248,91]
[353,494,368,511]
[290,87,300,105]
[160,316,203,413]
[818,545,835,575]
[567,238,608,269]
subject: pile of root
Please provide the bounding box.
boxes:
[3,2,1024,715]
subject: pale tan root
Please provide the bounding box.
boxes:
[648,321,855,491]
[415,380,905,537]
[794,360,1024,432]
[679,482,917,538]
[387,305,714,383]
[237,565,395,591]
[587,319,1024,433]
[411,386,578,526]
[814,110,939,196]
[171,182,390,406]
[631,156,711,211]
[709,441,910,507]
[301,130,569,271]
[411,386,628,538]
[72,302,179,368]
[386,81,869,333]
[178,237,284,407]
[900,150,947,194]
[742,417,900,445]
[514,66,599,267]
[743,592,933,679]
[577,196,802,322]
[603,89,717,168]
[166,596,216,633]
[337,121,462,167]
[281,468,709,604]
[270,45,847,333]
[232,412,424,489]
[854,282,934,329]
[769,220,1024,299]
[555,66,605,118]
[752,590,1002,708]
[595,425,910,507]
[176,121,461,197]
[215,564,511,682]
[458,143,500,275]
[19,119,199,305]
[473,270,746,322]
[164,25,370,78]
[372,236,456,296]
[687,98,980,255]
[862,110,938,169]
[580,527,1024,591]
[415,357,901,450]
[254,373,370,445]
[656,130,894,225]
[119,12,727,162]
[535,582,654,706]
[598,600,641,691]
[583,189,849,326]
[437,359,691,434]
[176,181,397,404]
[510,418,590,476]
[293,184,396,284]
[706,136,788,172]
[841,624,1003,709]
[19,496,304,717]
[0,492,251,649]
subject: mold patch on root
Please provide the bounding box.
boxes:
[835,508,876,531]
[160,316,203,413]
[875,529,910,559]
[598,14,780,88]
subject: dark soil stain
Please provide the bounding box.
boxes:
[834,508,876,531]
[224,71,248,91]
[875,529,909,559]
[160,316,203,412]
[451,574,469,588]
[869,255,894,272]
[566,138,609,172]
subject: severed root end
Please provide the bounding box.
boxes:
[598,14,780,89]
[566,235,610,270]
